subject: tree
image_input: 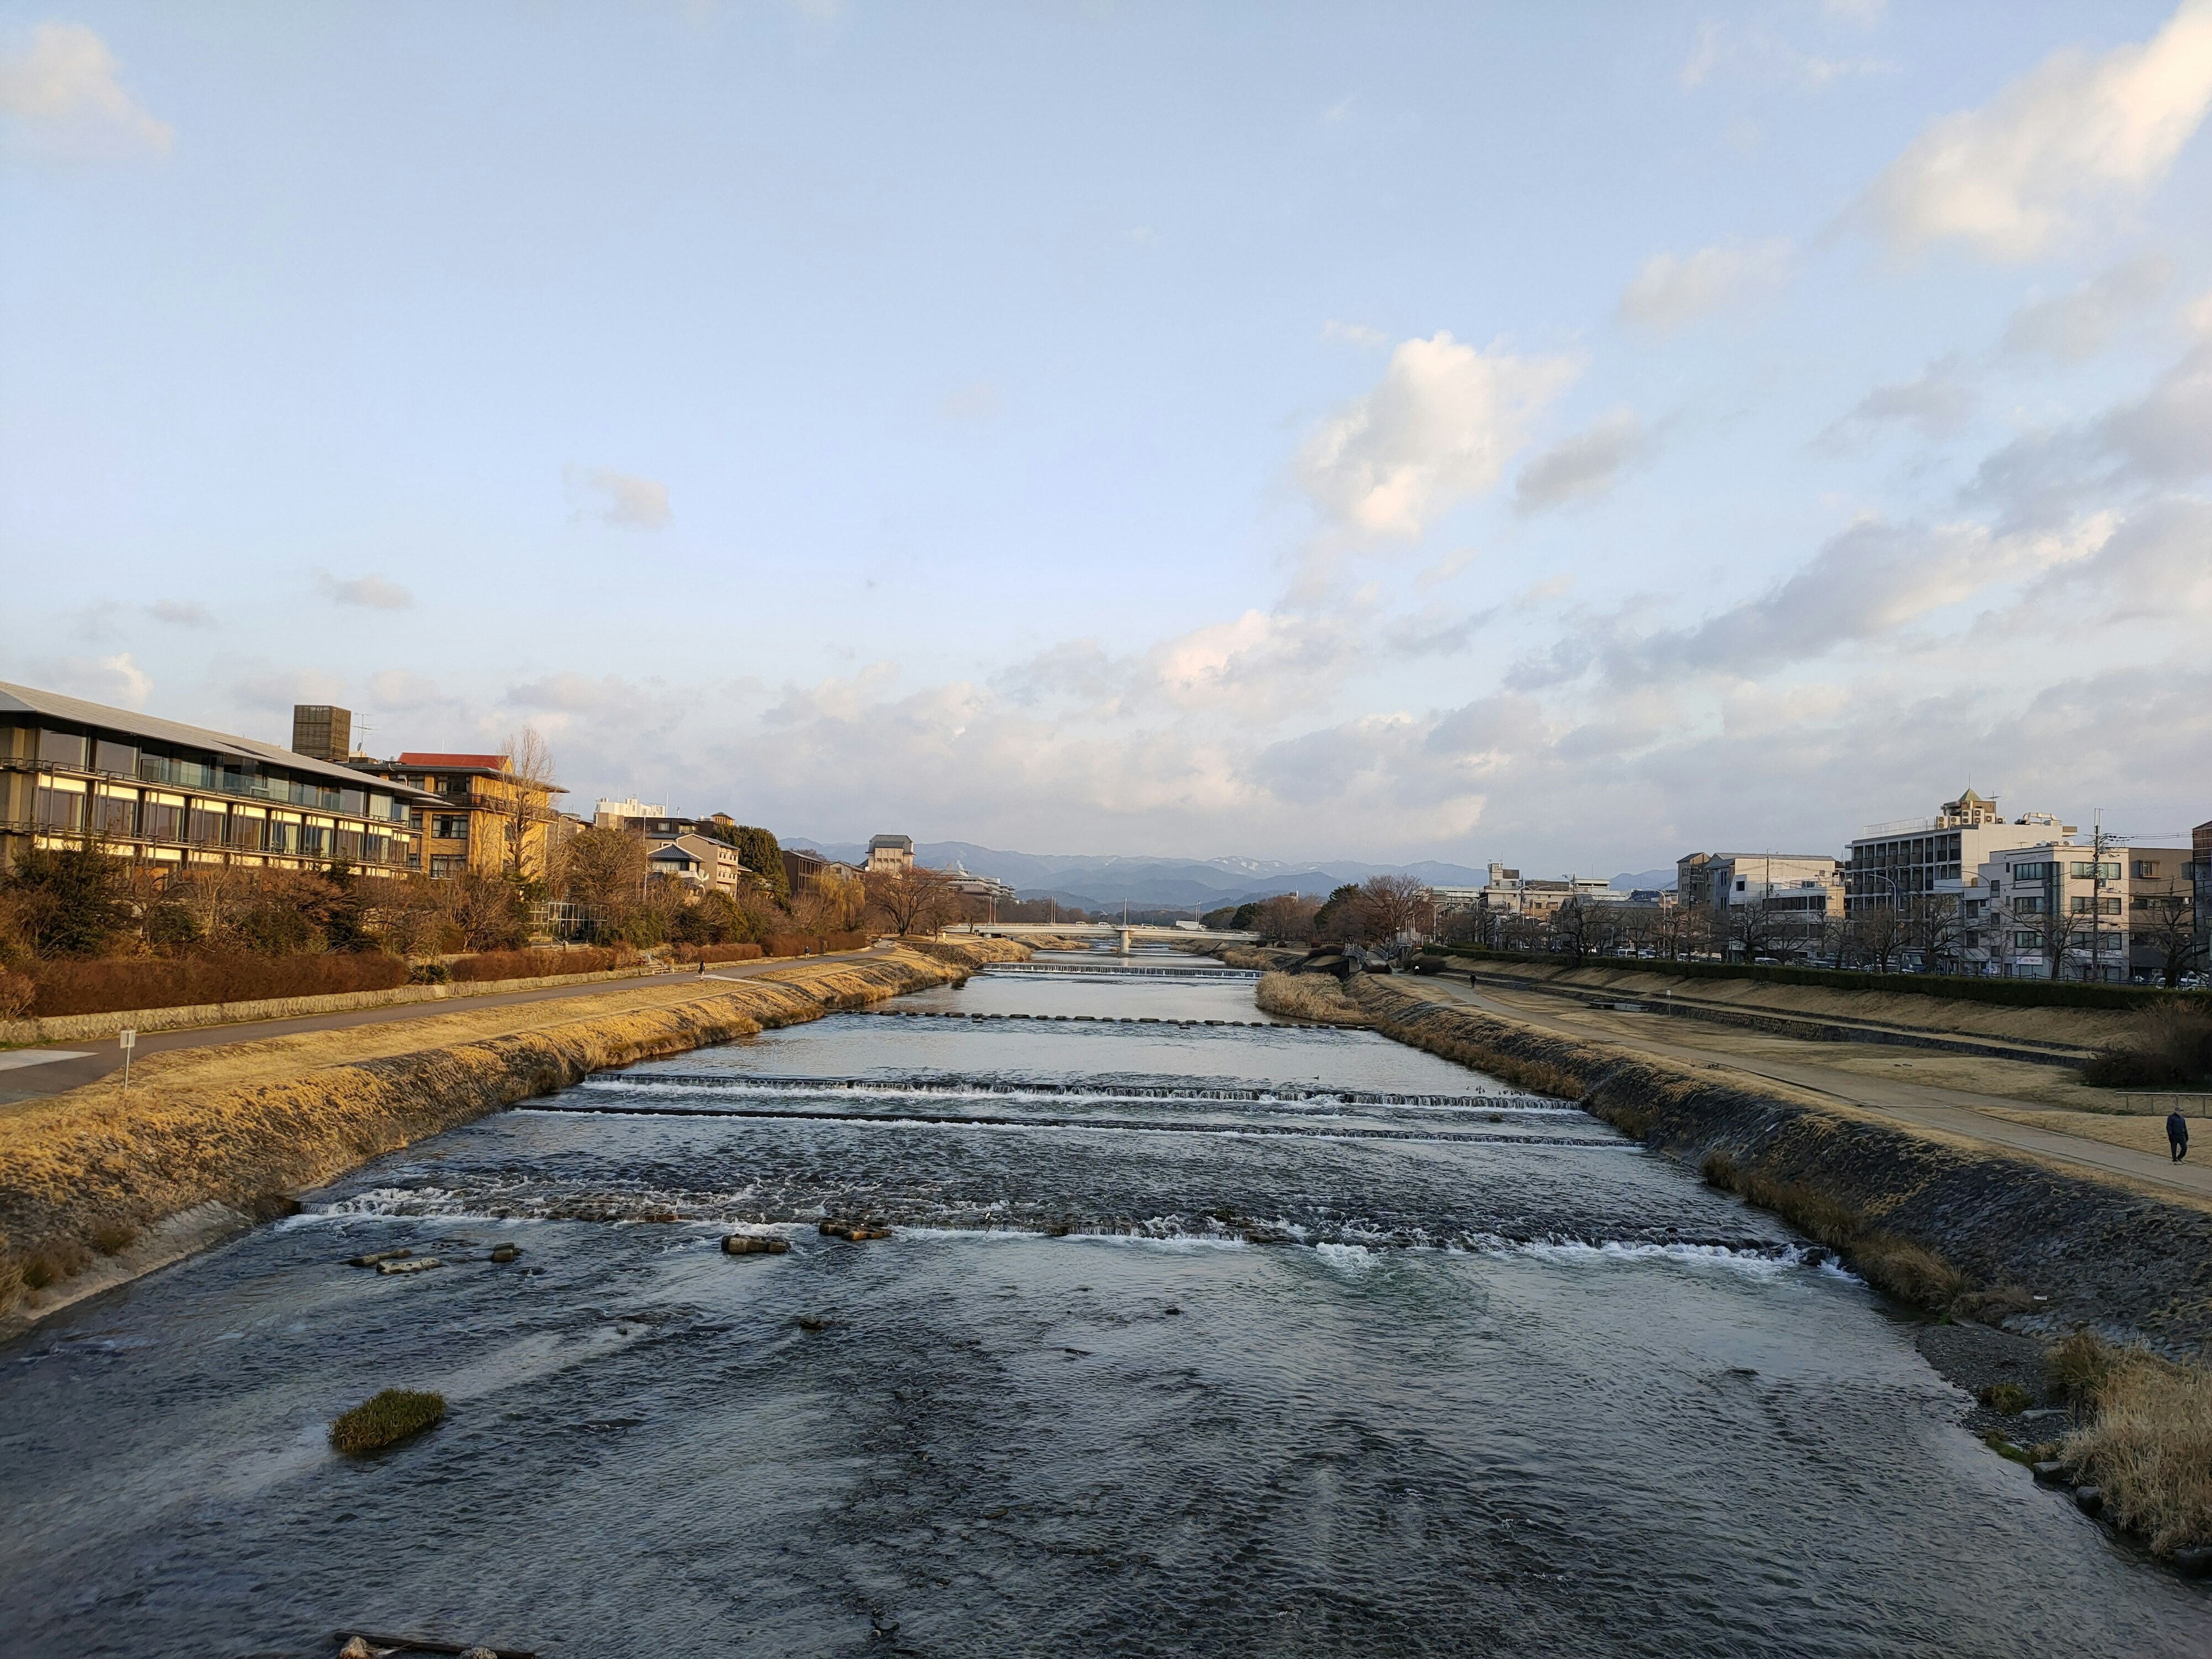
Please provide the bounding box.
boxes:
[1255,892,1319,942]
[1554,896,1592,963]
[1848,905,1906,974]
[865,866,959,935]
[792,865,866,934]
[1903,894,1962,974]
[717,824,789,902]
[563,826,649,940]
[1312,884,1363,941]
[2134,889,2202,987]
[1725,896,1780,961]
[0,843,134,957]
[1356,874,1433,944]
[494,728,559,889]
[441,869,527,951]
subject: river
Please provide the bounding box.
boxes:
[1,951,2203,1656]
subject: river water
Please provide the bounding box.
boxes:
[2,953,2203,1656]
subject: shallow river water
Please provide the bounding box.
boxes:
[2,953,2205,1657]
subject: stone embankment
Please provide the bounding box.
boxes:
[0,939,1027,1334]
[1350,973,2212,1353]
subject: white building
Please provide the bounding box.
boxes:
[1964,839,2195,982]
[1844,790,2071,917]
[594,796,667,828]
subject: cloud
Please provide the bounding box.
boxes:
[1678,20,1892,90]
[1321,319,1388,349]
[940,381,998,420]
[566,465,673,530]
[1859,0,2212,260]
[1296,332,1580,539]
[2004,255,2176,359]
[1820,354,1977,446]
[318,571,414,610]
[1515,408,1653,513]
[1616,240,1794,334]
[2189,289,2212,335]
[0,22,172,158]
[148,599,215,628]
[29,650,151,709]
[1968,342,2212,525]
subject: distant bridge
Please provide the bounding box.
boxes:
[950,921,1260,953]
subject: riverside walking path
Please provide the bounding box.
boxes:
[0,945,897,1111]
[1400,973,2212,1205]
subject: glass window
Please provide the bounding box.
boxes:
[38,729,86,767]
[433,815,471,840]
[336,828,363,863]
[145,801,184,842]
[93,793,137,838]
[298,824,328,858]
[33,786,84,831]
[187,806,225,846]
[263,820,294,854]
[429,854,466,878]
[93,738,137,774]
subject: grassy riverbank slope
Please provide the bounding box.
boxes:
[1349,973,2212,1353]
[0,940,1027,1328]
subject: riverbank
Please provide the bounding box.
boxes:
[0,938,1028,1334]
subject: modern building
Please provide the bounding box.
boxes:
[593,796,666,827]
[2196,819,2212,974]
[866,833,915,875]
[1844,790,2070,916]
[350,744,566,882]
[1962,839,2194,982]
[1,680,434,878]
[942,860,1016,907]
[645,832,745,896]
[1478,862,1613,916]
[1678,854,1843,920]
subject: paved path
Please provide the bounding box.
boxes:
[0,947,895,1109]
[1402,974,2212,1203]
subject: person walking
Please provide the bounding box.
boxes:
[2168,1111,2190,1164]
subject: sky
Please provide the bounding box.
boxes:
[3,1,2210,874]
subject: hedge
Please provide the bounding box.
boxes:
[27,952,410,1017]
[763,931,870,959]
[446,945,635,983]
[1423,944,2210,1013]
[671,942,765,965]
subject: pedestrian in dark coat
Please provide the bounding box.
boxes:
[2169,1111,2190,1164]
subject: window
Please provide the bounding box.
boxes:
[336,829,363,862]
[263,820,295,854]
[363,834,390,865]
[433,815,471,840]
[429,854,467,878]
[2014,896,2046,914]
[2015,931,2044,948]
[339,789,366,819]
[227,816,262,850]
[2069,861,2121,880]
[298,824,328,858]
[145,801,183,842]
[93,738,137,775]
[33,786,83,831]
[2134,861,2160,879]
[2070,896,2123,915]
[37,729,86,767]
[93,793,137,838]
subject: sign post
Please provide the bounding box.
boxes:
[118,1028,136,1093]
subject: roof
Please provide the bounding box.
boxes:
[0,679,441,804]
[869,833,914,849]
[399,751,505,769]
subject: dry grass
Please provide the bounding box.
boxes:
[329,1388,446,1456]
[0,947,982,1315]
[1256,972,1373,1027]
[1699,1147,1963,1307]
[2061,1336,2212,1554]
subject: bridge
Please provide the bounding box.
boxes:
[949,921,1259,955]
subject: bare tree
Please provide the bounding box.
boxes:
[440,869,526,951]
[791,866,866,934]
[494,728,560,889]
[1356,874,1433,944]
[1554,896,1593,963]
[1848,906,1906,973]
[562,825,649,940]
[866,866,959,936]
[1904,894,1963,972]
[1256,892,1319,942]
[2134,889,2202,986]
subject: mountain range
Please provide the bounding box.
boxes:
[783,838,1675,910]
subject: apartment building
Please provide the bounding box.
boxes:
[1844,789,2069,916]
[350,745,566,882]
[1677,853,1842,919]
[1,680,434,878]
[645,832,745,896]
[866,833,916,875]
[1961,839,2194,982]
[2197,819,2212,973]
[1477,862,1613,916]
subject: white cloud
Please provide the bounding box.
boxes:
[1824,0,1887,24]
[0,22,172,159]
[1616,240,1794,334]
[1321,319,1388,349]
[2005,255,2175,359]
[1820,354,1977,445]
[1297,332,1580,539]
[147,599,215,627]
[31,650,151,709]
[2188,288,2212,335]
[1679,20,1892,90]
[566,465,672,530]
[319,571,415,610]
[1515,408,1653,514]
[1861,0,2212,260]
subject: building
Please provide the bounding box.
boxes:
[942,860,1016,907]
[1,680,434,878]
[1678,854,1843,920]
[1961,838,2194,982]
[866,833,915,875]
[351,743,566,881]
[645,832,745,896]
[597,809,734,843]
[593,796,666,827]
[1845,790,2070,917]
[782,844,865,894]
[1478,862,1613,916]
[2196,819,2212,974]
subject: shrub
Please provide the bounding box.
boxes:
[672,942,764,965]
[27,952,410,1018]
[329,1388,447,1457]
[2081,1005,2212,1089]
[90,1221,138,1256]
[2062,1350,2212,1554]
[1953,1283,2039,1325]
[1979,1382,2034,1416]
[2048,1329,2117,1409]
[0,968,32,1021]
[1853,1233,1966,1309]
[1255,971,1373,1027]
[445,945,633,983]
[408,960,452,985]
[1699,1148,1739,1188]
[763,931,869,959]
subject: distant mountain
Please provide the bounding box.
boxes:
[777,836,1499,908]
[1611,868,1677,891]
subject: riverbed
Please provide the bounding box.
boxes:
[1,953,2202,1656]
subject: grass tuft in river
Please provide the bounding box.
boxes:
[2055,1331,2212,1556]
[329,1388,446,1457]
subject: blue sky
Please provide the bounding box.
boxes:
[3,1,2209,871]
